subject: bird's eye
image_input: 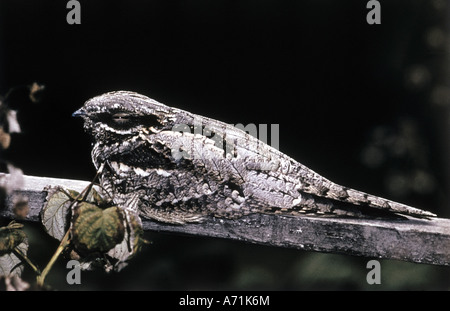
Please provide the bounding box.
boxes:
[94,111,162,132]
[111,113,131,124]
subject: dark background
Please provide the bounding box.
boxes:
[1,0,449,290]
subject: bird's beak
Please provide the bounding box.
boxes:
[72,108,86,117]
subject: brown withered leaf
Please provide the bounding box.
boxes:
[0,221,28,277]
[41,186,78,241]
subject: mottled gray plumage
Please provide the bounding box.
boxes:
[73,91,436,224]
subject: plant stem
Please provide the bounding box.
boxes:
[35,164,104,287]
[13,247,41,275]
[36,229,71,287]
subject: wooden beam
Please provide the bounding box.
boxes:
[1,174,449,266]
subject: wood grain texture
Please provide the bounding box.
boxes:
[1,174,449,266]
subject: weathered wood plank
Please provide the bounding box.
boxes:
[1,174,449,266]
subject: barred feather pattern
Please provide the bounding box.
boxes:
[74,91,436,224]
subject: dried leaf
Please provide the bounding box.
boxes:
[41,186,114,242]
[43,186,147,272]
[41,186,77,241]
[0,221,26,253]
[0,222,28,277]
[126,209,147,256]
[104,209,147,271]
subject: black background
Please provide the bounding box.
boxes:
[1,0,449,290]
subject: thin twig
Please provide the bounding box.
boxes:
[36,229,70,287]
[13,247,41,275]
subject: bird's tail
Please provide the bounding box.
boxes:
[322,181,437,218]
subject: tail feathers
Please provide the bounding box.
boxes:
[315,182,437,218]
[340,186,436,218]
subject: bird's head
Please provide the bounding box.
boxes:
[73,91,176,143]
